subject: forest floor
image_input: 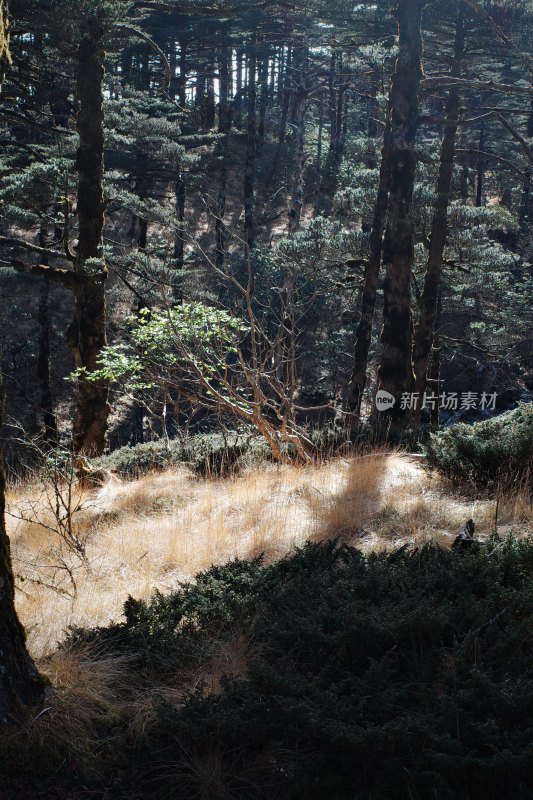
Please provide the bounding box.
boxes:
[1,453,532,800]
[7,451,532,659]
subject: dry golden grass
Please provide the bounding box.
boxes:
[0,641,136,778]
[6,453,532,663]
[2,452,531,796]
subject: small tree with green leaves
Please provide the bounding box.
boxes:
[79,299,318,463]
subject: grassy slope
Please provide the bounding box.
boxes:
[1,453,532,798]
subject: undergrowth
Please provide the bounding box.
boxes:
[2,536,532,800]
[424,404,533,492]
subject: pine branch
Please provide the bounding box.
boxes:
[0,236,73,262]
[12,260,78,288]
[455,148,525,175]
[495,114,533,165]
[421,77,533,97]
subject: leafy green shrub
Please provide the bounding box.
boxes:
[71,537,533,800]
[92,432,271,478]
[424,404,533,490]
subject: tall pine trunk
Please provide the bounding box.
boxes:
[173,173,186,298]
[475,123,485,207]
[37,227,58,447]
[243,32,257,251]
[345,116,392,420]
[37,276,57,446]
[0,376,45,722]
[67,17,110,456]
[287,50,308,235]
[257,43,269,153]
[412,2,466,410]
[315,51,348,216]
[215,42,230,269]
[0,6,45,721]
[376,0,425,424]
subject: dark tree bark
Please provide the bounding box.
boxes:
[215,41,231,269]
[173,172,186,298]
[243,32,257,251]
[257,42,269,153]
[345,117,392,419]
[518,100,533,231]
[37,277,57,446]
[37,228,58,446]
[313,101,324,215]
[412,3,466,409]
[194,68,206,126]
[205,53,216,128]
[0,11,45,720]
[277,45,292,145]
[67,17,110,456]
[0,0,9,83]
[376,0,426,424]
[287,51,308,235]
[178,39,187,107]
[475,122,485,207]
[0,375,45,722]
[234,47,243,128]
[315,50,348,216]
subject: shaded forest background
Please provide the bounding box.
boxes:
[0,0,531,459]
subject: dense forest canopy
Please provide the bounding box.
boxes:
[0,0,531,458]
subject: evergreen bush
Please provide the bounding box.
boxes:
[92,432,271,478]
[71,537,533,800]
[424,404,533,490]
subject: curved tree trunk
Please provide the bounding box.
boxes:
[412,2,466,411]
[376,0,426,426]
[68,17,110,456]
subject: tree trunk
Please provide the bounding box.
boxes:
[36,226,58,446]
[0,1,44,721]
[315,50,347,216]
[37,276,58,447]
[178,40,187,107]
[475,123,485,207]
[287,50,308,235]
[0,375,45,723]
[277,45,292,145]
[234,47,243,128]
[68,17,110,456]
[244,32,257,251]
[313,102,324,216]
[0,0,9,84]
[215,42,230,269]
[205,53,216,129]
[412,2,465,409]
[173,173,186,299]
[257,43,269,153]
[345,117,392,420]
[376,0,426,425]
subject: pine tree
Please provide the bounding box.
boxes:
[0,1,45,722]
